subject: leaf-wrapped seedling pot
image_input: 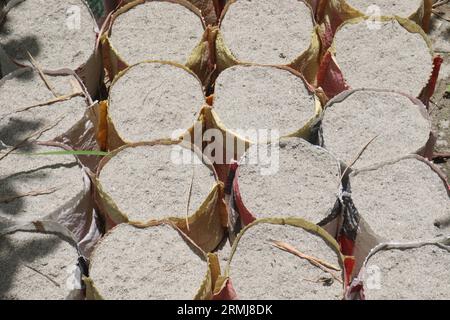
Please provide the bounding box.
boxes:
[94,140,226,252]
[321,89,434,170]
[215,0,321,84]
[101,0,210,83]
[103,61,206,151]
[0,143,90,228]
[232,137,343,233]
[203,64,323,178]
[221,218,346,300]
[0,67,90,147]
[318,16,435,99]
[0,221,83,300]
[84,222,220,300]
[349,239,450,300]
[349,155,450,249]
[317,0,432,37]
[0,0,101,96]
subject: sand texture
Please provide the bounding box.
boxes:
[229,223,343,300]
[0,230,79,300]
[0,68,86,146]
[350,157,450,242]
[334,19,433,97]
[0,0,96,70]
[213,65,316,141]
[363,245,450,300]
[89,223,207,300]
[346,0,423,17]
[0,144,85,222]
[322,90,431,169]
[110,1,204,65]
[220,0,314,65]
[108,62,205,142]
[99,144,216,222]
[237,138,341,223]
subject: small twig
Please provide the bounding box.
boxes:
[339,135,379,186]
[433,9,450,22]
[433,0,450,9]
[270,240,343,284]
[12,92,83,114]
[0,187,58,203]
[26,51,58,97]
[24,265,60,287]
[185,169,195,232]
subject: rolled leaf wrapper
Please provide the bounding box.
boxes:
[0,221,85,300]
[317,17,435,100]
[0,0,102,96]
[0,67,89,147]
[231,137,343,235]
[94,140,226,252]
[101,0,212,84]
[347,155,450,277]
[321,89,435,170]
[102,61,206,151]
[348,238,450,300]
[200,64,324,182]
[316,0,432,48]
[215,0,321,85]
[85,222,221,300]
[222,218,346,300]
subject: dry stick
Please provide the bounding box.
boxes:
[433,0,450,9]
[24,265,60,287]
[433,10,450,22]
[26,51,58,98]
[0,118,64,161]
[0,187,58,203]
[13,92,83,114]
[338,135,379,187]
[185,169,195,232]
[270,240,343,284]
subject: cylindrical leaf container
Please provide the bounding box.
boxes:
[318,17,435,99]
[103,61,206,151]
[222,218,346,300]
[0,67,89,147]
[0,0,102,96]
[85,222,219,300]
[215,0,321,84]
[0,222,82,300]
[94,140,226,252]
[321,89,434,170]
[101,0,210,83]
[231,137,343,233]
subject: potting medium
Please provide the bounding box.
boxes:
[108,62,205,143]
[236,138,341,223]
[333,19,433,97]
[363,245,450,300]
[346,0,423,17]
[0,68,87,146]
[228,222,344,299]
[0,144,86,222]
[213,65,316,141]
[350,157,450,243]
[89,223,207,300]
[220,0,314,65]
[321,90,431,169]
[0,0,97,71]
[109,1,204,65]
[98,143,216,222]
[0,230,79,300]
